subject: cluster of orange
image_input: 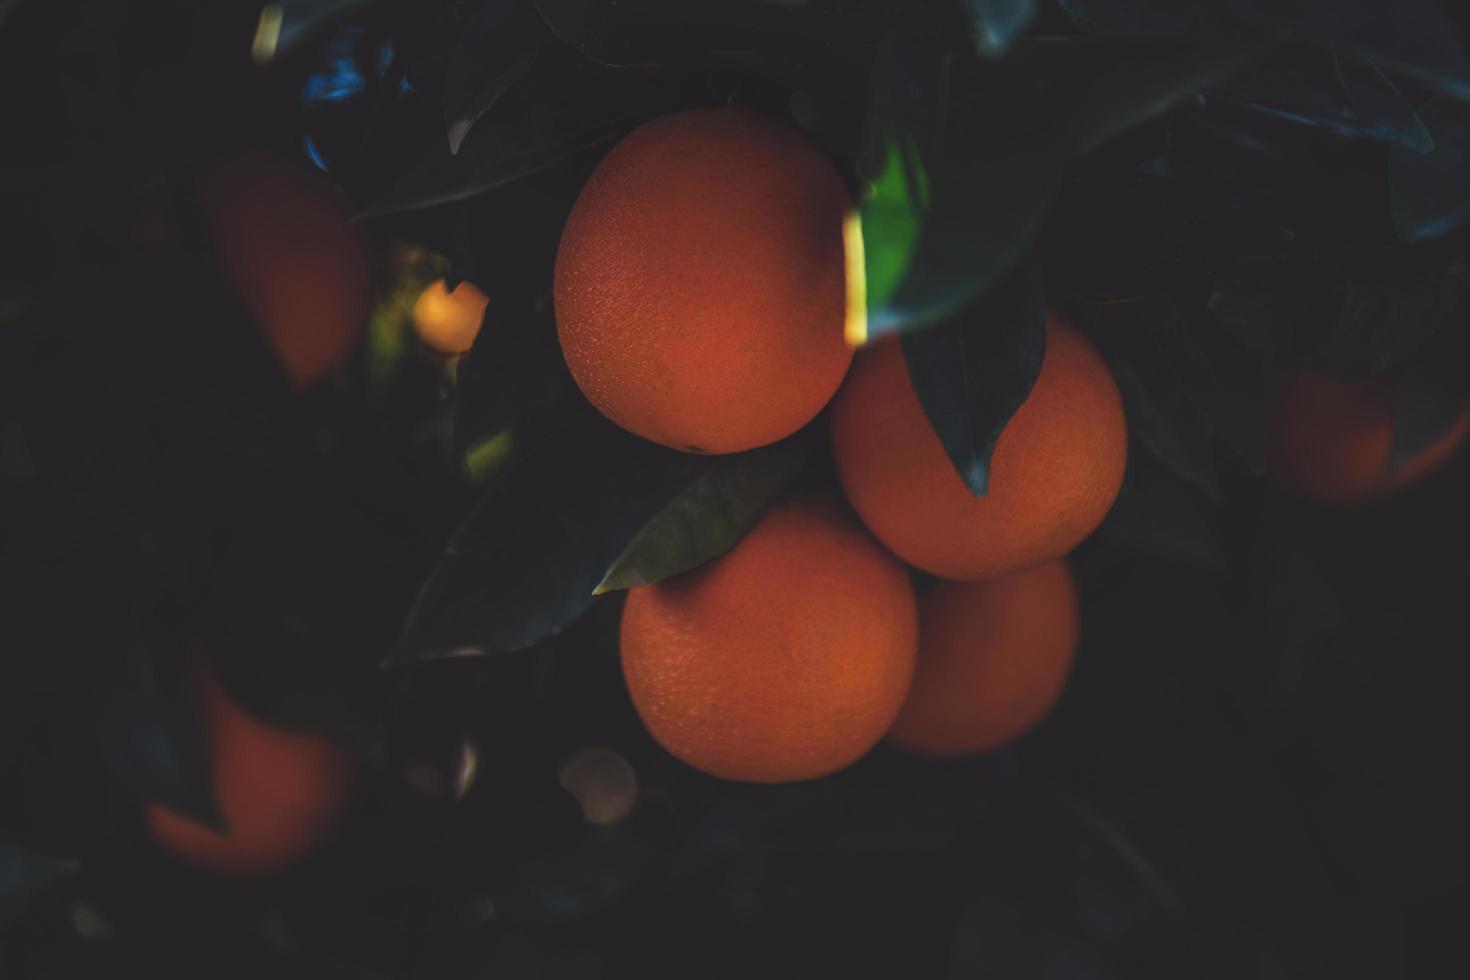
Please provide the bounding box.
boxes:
[556,109,1125,782]
[137,105,1468,874]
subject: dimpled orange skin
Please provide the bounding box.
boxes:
[554,108,853,454]
[888,559,1079,756]
[620,499,918,783]
[1269,370,1470,506]
[144,666,354,876]
[413,278,489,355]
[198,151,371,388]
[830,315,1127,582]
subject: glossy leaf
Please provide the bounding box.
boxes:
[393,403,699,661]
[361,54,681,216]
[595,430,812,593]
[871,67,1064,338]
[1390,98,1470,241]
[0,841,78,925]
[443,1,544,155]
[964,0,1037,58]
[901,260,1046,497]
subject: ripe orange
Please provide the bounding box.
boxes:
[889,558,1079,756]
[144,664,354,876]
[830,314,1127,581]
[1269,370,1470,505]
[554,108,853,454]
[412,278,489,355]
[198,151,370,388]
[620,499,918,783]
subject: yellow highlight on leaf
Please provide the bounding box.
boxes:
[251,4,284,66]
[843,208,868,348]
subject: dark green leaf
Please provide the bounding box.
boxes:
[94,617,220,828]
[393,403,699,662]
[1390,98,1470,241]
[870,68,1064,337]
[1055,0,1470,101]
[963,0,1037,58]
[0,417,34,480]
[595,431,812,593]
[1205,46,1430,151]
[1064,35,1275,156]
[443,2,545,155]
[1097,450,1225,571]
[0,841,77,925]
[1110,351,1222,502]
[361,54,683,217]
[1210,245,1470,378]
[901,259,1046,497]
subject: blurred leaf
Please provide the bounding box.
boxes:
[947,886,1105,980]
[94,618,220,828]
[1389,369,1466,469]
[362,54,682,216]
[1110,355,1221,502]
[1147,302,1272,473]
[1390,98,1470,241]
[1205,46,1430,150]
[595,431,812,594]
[1051,785,1187,923]
[443,1,544,155]
[393,403,698,661]
[1055,0,1470,101]
[253,0,369,66]
[1097,450,1225,570]
[901,259,1046,497]
[1064,35,1274,156]
[1210,244,1470,378]
[963,0,1036,58]
[0,841,77,925]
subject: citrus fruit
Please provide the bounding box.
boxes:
[830,314,1127,581]
[620,499,918,782]
[1269,370,1470,505]
[889,558,1079,756]
[412,278,488,355]
[198,151,370,388]
[554,108,852,454]
[144,664,354,876]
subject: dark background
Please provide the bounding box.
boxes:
[3,1,1469,977]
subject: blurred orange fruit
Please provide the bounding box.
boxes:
[1269,370,1469,505]
[620,499,917,782]
[412,278,488,355]
[144,664,354,876]
[198,151,370,387]
[554,108,852,454]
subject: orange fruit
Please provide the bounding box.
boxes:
[554,108,852,454]
[198,151,371,388]
[1269,370,1470,505]
[144,664,354,876]
[412,278,489,355]
[620,499,918,782]
[830,314,1127,581]
[889,558,1079,756]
